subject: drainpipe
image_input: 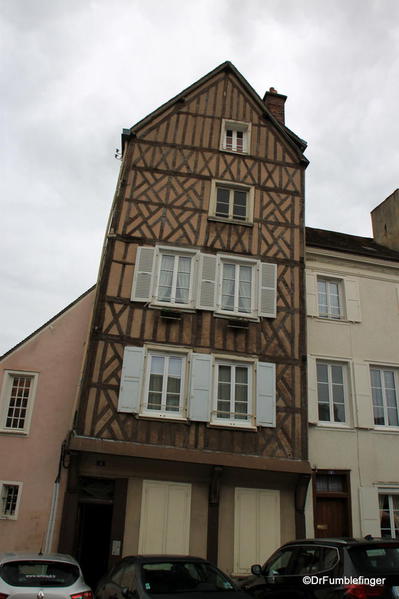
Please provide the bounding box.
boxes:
[43,440,68,552]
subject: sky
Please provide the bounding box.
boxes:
[1,0,399,355]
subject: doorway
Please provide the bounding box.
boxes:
[313,471,351,537]
[77,502,113,590]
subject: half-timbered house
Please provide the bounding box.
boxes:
[59,62,310,580]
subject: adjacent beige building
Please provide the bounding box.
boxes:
[305,189,399,539]
[0,288,94,552]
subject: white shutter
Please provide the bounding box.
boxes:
[197,253,217,311]
[259,262,277,318]
[256,361,276,427]
[359,487,381,537]
[117,346,145,413]
[344,278,361,322]
[306,271,318,317]
[189,353,212,422]
[353,362,374,429]
[307,356,319,423]
[131,247,156,302]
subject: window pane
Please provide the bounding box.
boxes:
[151,356,164,375]
[217,366,231,418]
[318,402,330,421]
[175,257,191,304]
[218,365,231,383]
[6,376,32,429]
[317,363,328,383]
[222,264,235,310]
[233,191,247,220]
[238,265,252,313]
[216,188,230,217]
[158,255,175,301]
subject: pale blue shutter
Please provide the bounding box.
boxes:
[189,353,212,421]
[131,247,156,302]
[117,346,145,413]
[259,262,277,318]
[256,361,276,427]
[197,254,217,311]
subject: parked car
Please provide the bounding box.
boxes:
[0,552,93,599]
[95,555,249,599]
[238,538,399,598]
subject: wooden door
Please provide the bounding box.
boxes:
[315,497,349,537]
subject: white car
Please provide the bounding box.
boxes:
[0,552,93,599]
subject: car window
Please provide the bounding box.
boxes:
[264,548,297,577]
[349,545,399,574]
[140,561,235,594]
[111,563,128,586]
[0,561,80,587]
[119,562,137,590]
[292,546,339,575]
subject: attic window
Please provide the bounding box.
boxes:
[220,120,250,154]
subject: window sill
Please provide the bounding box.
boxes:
[219,147,250,157]
[207,216,253,227]
[373,426,399,433]
[313,422,354,431]
[148,304,196,314]
[208,421,256,431]
[0,429,28,436]
[309,316,352,325]
[214,312,259,323]
[138,413,188,423]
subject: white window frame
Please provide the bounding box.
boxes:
[212,357,255,428]
[209,180,254,225]
[370,366,399,428]
[0,481,22,519]
[379,491,399,538]
[153,247,198,309]
[216,254,258,318]
[316,361,349,425]
[0,371,38,434]
[141,348,189,420]
[220,119,251,154]
[317,276,344,320]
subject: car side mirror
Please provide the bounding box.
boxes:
[122,588,137,599]
[250,564,263,577]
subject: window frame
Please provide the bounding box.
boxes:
[216,254,258,319]
[379,492,399,538]
[0,481,22,519]
[212,358,255,428]
[316,360,349,425]
[153,247,198,309]
[370,366,399,428]
[141,348,189,420]
[220,119,251,154]
[209,180,254,225]
[317,276,345,320]
[0,370,38,434]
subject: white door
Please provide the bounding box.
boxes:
[139,480,191,554]
[234,487,280,575]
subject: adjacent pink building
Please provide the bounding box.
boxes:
[0,287,94,552]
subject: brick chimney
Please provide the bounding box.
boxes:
[371,189,399,252]
[263,87,287,124]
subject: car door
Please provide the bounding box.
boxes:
[244,546,303,598]
[96,559,137,599]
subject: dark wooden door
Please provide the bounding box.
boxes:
[315,497,349,537]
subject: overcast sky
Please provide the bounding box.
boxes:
[1,0,398,355]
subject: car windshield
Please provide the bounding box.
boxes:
[140,561,236,594]
[349,545,399,574]
[0,560,80,587]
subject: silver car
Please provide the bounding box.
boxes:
[0,553,92,599]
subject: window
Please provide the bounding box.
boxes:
[0,481,22,519]
[371,367,399,427]
[132,247,277,319]
[0,371,38,433]
[209,180,254,224]
[220,120,250,154]
[156,253,193,305]
[118,347,276,429]
[316,361,347,423]
[317,278,343,319]
[379,494,399,538]
[143,352,186,418]
[213,361,253,425]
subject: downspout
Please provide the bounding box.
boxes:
[44,440,68,552]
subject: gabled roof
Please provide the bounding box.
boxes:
[0,286,95,361]
[122,61,308,164]
[306,227,399,262]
